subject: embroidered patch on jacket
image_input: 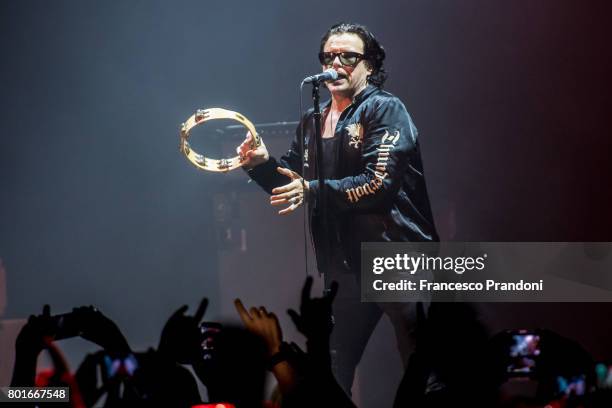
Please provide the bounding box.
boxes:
[346,123,364,149]
[345,129,400,204]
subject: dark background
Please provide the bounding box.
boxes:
[1,1,611,405]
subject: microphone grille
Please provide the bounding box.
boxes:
[325,68,339,80]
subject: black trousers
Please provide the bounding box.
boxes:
[323,252,426,395]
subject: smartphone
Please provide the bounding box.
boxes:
[102,352,139,379]
[595,362,612,390]
[556,374,587,397]
[506,330,541,376]
[51,312,82,340]
[199,322,222,361]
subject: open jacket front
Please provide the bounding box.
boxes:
[247,85,439,273]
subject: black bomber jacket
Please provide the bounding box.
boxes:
[247,84,439,272]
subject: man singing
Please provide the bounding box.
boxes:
[237,22,438,394]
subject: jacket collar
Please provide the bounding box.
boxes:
[352,83,377,104]
[321,83,378,111]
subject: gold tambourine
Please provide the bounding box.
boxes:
[179,108,261,172]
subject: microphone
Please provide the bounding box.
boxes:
[302,69,339,84]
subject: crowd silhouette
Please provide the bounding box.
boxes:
[9,276,612,407]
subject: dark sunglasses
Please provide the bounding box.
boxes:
[318,51,365,67]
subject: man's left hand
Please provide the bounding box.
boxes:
[270,167,308,215]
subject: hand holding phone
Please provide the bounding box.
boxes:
[72,306,130,352]
[51,312,82,340]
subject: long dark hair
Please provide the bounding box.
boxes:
[319,22,387,87]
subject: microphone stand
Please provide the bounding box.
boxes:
[310,81,330,275]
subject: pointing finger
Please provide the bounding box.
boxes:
[301,276,314,305]
[170,305,189,319]
[194,298,208,322]
[234,299,252,324]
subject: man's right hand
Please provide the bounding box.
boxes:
[237,131,269,169]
